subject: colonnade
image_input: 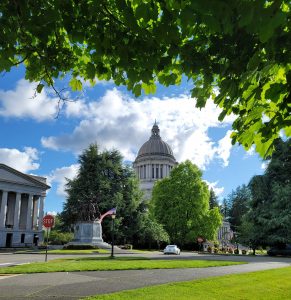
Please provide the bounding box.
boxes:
[137,163,174,180]
[0,190,44,232]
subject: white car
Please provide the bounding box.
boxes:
[163,245,181,255]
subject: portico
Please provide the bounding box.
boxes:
[0,164,50,247]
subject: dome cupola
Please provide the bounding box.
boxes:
[136,122,175,159]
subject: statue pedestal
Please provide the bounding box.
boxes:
[69,221,103,245]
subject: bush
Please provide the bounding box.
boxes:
[63,244,98,250]
[207,246,212,253]
[242,249,248,255]
[48,231,73,245]
[214,248,219,253]
[234,249,239,254]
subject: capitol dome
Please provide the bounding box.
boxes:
[133,122,177,199]
[136,123,174,159]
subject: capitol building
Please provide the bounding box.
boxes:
[133,122,177,199]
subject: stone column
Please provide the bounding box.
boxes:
[13,193,21,230]
[26,194,33,230]
[0,191,8,229]
[38,196,45,231]
[32,197,39,229]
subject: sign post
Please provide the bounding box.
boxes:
[42,215,55,262]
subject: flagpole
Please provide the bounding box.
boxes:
[111,213,116,258]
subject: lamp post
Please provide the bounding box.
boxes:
[111,211,116,258]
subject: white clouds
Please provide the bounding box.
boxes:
[216,130,233,167]
[42,88,235,169]
[47,164,79,197]
[261,161,270,170]
[0,79,59,121]
[204,180,225,198]
[0,147,40,172]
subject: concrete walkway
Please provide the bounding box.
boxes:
[0,261,290,300]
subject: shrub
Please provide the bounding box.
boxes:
[242,249,247,255]
[234,249,239,254]
[207,246,212,253]
[48,231,73,245]
[214,247,219,253]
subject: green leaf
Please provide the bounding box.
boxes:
[133,84,141,97]
[284,127,291,137]
[86,63,96,80]
[36,83,44,93]
[142,82,156,95]
[69,78,83,91]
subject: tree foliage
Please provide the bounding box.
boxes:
[152,160,222,246]
[227,185,251,230]
[240,139,291,247]
[209,188,219,209]
[61,144,144,244]
[1,0,290,156]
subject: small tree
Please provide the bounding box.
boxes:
[152,160,222,246]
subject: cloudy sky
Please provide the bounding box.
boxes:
[0,66,265,213]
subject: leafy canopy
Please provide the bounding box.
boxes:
[152,160,222,246]
[1,0,290,156]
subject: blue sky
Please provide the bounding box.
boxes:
[0,66,265,213]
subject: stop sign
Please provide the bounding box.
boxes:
[43,215,55,229]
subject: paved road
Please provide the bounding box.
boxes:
[1,251,291,266]
[0,252,291,300]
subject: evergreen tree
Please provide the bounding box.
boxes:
[241,139,291,248]
[209,188,219,209]
[61,144,144,244]
[228,185,251,230]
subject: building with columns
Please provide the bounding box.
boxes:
[0,164,50,248]
[133,122,177,199]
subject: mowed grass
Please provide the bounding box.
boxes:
[40,249,109,254]
[0,257,244,274]
[85,267,291,300]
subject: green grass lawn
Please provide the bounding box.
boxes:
[85,266,291,300]
[41,249,109,254]
[0,257,244,274]
[15,249,109,254]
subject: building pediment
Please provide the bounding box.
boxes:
[0,164,50,190]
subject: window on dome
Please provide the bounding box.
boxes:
[152,164,154,178]
[156,165,159,178]
[160,165,163,178]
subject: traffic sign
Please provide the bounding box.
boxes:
[43,215,55,229]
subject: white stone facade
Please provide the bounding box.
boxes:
[133,123,177,199]
[0,164,50,247]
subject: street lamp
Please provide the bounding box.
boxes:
[111,211,116,258]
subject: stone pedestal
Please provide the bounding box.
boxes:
[69,222,105,246]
